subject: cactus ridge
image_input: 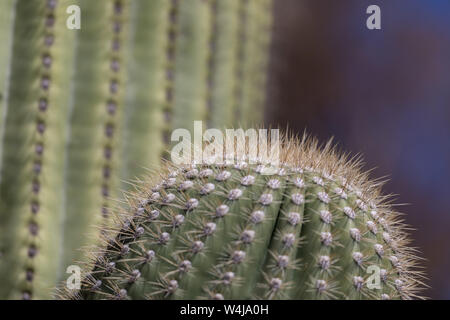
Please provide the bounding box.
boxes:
[162,0,178,148]
[234,0,272,126]
[60,137,425,300]
[100,0,129,219]
[61,0,129,284]
[84,0,130,223]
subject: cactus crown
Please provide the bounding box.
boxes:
[60,136,425,300]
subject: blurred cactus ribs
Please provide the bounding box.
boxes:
[0,0,273,299]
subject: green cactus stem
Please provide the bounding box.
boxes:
[62,0,130,279]
[122,0,274,174]
[121,0,170,180]
[61,137,424,300]
[235,0,272,127]
[0,0,274,300]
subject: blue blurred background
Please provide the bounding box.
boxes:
[265,0,450,299]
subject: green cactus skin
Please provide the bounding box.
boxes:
[206,0,272,128]
[121,0,170,180]
[236,0,272,127]
[0,0,75,300]
[171,0,211,137]
[0,0,274,300]
[62,139,424,300]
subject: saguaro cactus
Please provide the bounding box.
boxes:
[0,0,273,299]
[62,137,424,300]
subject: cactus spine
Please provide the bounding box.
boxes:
[63,138,424,300]
[0,0,273,299]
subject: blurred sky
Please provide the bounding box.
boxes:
[266,0,450,299]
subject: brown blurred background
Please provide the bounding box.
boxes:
[265,0,450,299]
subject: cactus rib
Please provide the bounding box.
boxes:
[121,0,170,180]
[233,0,273,126]
[62,0,128,278]
[171,0,211,138]
[206,0,239,128]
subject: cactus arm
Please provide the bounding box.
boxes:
[62,0,130,275]
[289,178,336,299]
[100,0,130,235]
[206,0,240,128]
[0,0,75,299]
[171,0,211,135]
[253,0,273,122]
[233,0,251,126]
[120,0,170,184]
[255,175,306,299]
[235,0,273,126]
[121,0,272,182]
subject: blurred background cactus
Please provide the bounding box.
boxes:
[0,0,273,299]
